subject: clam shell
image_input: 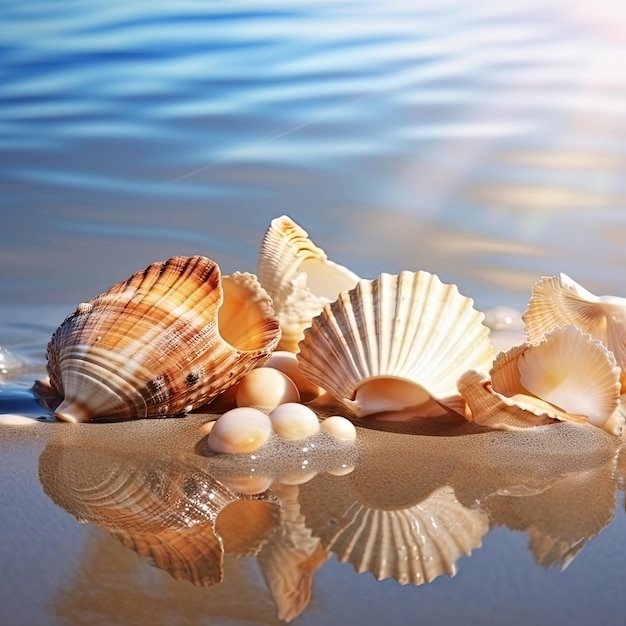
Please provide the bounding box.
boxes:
[459,325,623,434]
[257,215,360,353]
[297,271,494,418]
[523,273,626,373]
[299,478,488,585]
[46,256,281,422]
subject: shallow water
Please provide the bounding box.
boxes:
[3,0,626,624]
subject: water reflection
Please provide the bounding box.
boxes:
[37,414,621,623]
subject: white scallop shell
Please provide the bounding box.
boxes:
[459,325,624,435]
[297,271,494,418]
[523,273,626,372]
[257,215,360,353]
[46,256,281,422]
[302,483,488,585]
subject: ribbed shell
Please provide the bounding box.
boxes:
[39,443,282,587]
[522,273,626,371]
[300,481,488,585]
[46,256,281,422]
[257,215,360,353]
[459,325,624,435]
[297,271,494,418]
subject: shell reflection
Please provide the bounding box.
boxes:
[299,477,488,585]
[38,438,281,587]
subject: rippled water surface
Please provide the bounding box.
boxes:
[2,0,626,624]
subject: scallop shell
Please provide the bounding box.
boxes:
[257,215,360,353]
[297,271,494,418]
[523,273,626,375]
[39,443,282,587]
[459,325,623,434]
[46,255,281,422]
[299,478,488,585]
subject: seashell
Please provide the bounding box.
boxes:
[297,271,494,418]
[268,402,320,440]
[46,255,281,422]
[458,325,623,434]
[207,407,273,454]
[320,415,357,443]
[236,367,300,409]
[522,273,626,380]
[257,215,360,353]
[264,350,323,401]
[299,478,489,585]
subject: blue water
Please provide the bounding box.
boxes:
[2,1,626,624]
[4,0,626,311]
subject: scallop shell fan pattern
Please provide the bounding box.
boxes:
[297,270,494,418]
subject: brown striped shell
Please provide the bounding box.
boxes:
[46,255,281,422]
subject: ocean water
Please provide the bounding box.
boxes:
[2,0,626,624]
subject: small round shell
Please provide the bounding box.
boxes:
[46,256,281,422]
[321,416,357,442]
[264,350,323,401]
[297,271,494,418]
[207,407,273,454]
[235,368,300,409]
[257,215,360,353]
[269,403,320,440]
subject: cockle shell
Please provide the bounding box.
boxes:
[522,273,626,386]
[257,215,360,353]
[46,255,281,422]
[297,270,494,418]
[458,324,624,435]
